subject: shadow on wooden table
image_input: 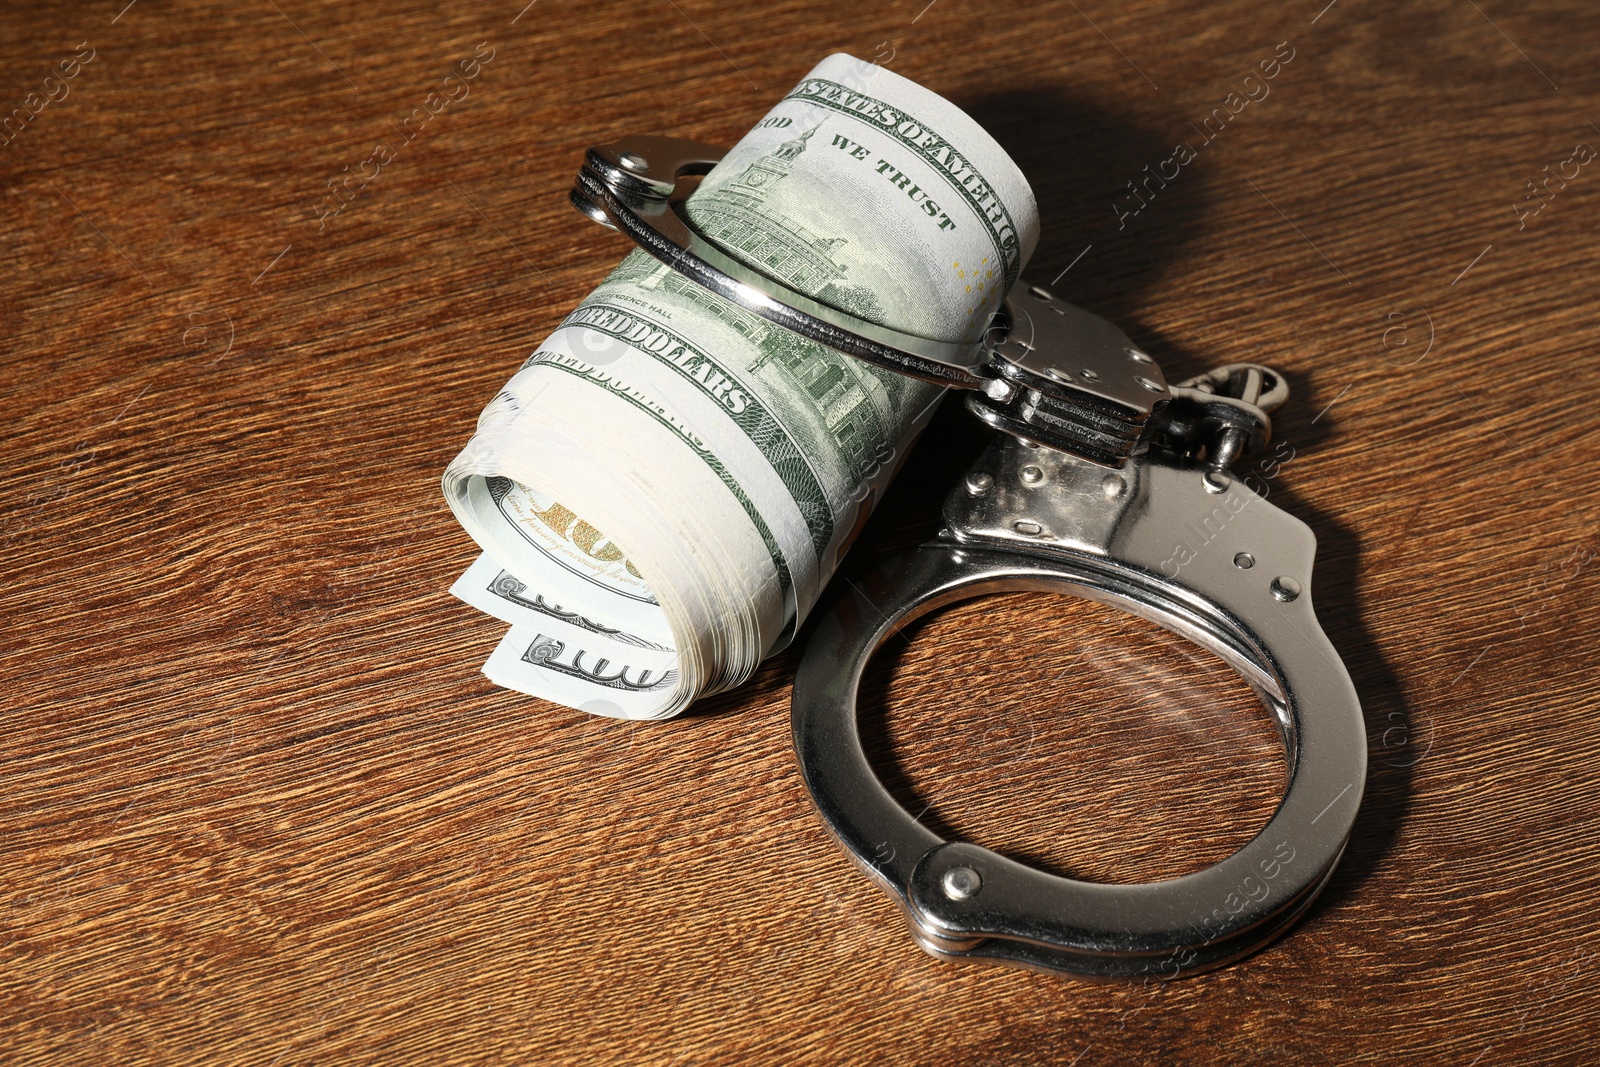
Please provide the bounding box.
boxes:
[958,86,1209,364]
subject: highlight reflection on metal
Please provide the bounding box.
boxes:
[571,135,989,389]
[791,431,1364,979]
[573,135,1367,980]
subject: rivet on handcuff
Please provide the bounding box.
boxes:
[571,135,1367,980]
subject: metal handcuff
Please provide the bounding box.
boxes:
[572,136,1367,980]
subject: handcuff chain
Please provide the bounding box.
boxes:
[1153,363,1289,474]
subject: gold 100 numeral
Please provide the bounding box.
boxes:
[526,498,643,580]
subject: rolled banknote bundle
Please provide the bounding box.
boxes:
[443,54,1038,718]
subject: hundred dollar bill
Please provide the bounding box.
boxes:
[443,53,1038,718]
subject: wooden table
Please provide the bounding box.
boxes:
[5,1,1598,1062]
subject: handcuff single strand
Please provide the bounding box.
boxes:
[570,136,1367,980]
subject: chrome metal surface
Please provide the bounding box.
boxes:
[571,136,1295,469]
[564,132,1364,980]
[941,866,983,901]
[791,435,1367,979]
[571,136,989,389]
[964,284,1169,469]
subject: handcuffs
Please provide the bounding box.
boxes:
[572,136,1367,980]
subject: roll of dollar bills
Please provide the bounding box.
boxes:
[443,54,1038,718]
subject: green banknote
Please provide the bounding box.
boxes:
[443,53,1038,718]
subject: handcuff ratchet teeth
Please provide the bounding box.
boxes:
[572,136,1367,980]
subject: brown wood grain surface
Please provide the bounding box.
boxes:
[4,0,1599,1062]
